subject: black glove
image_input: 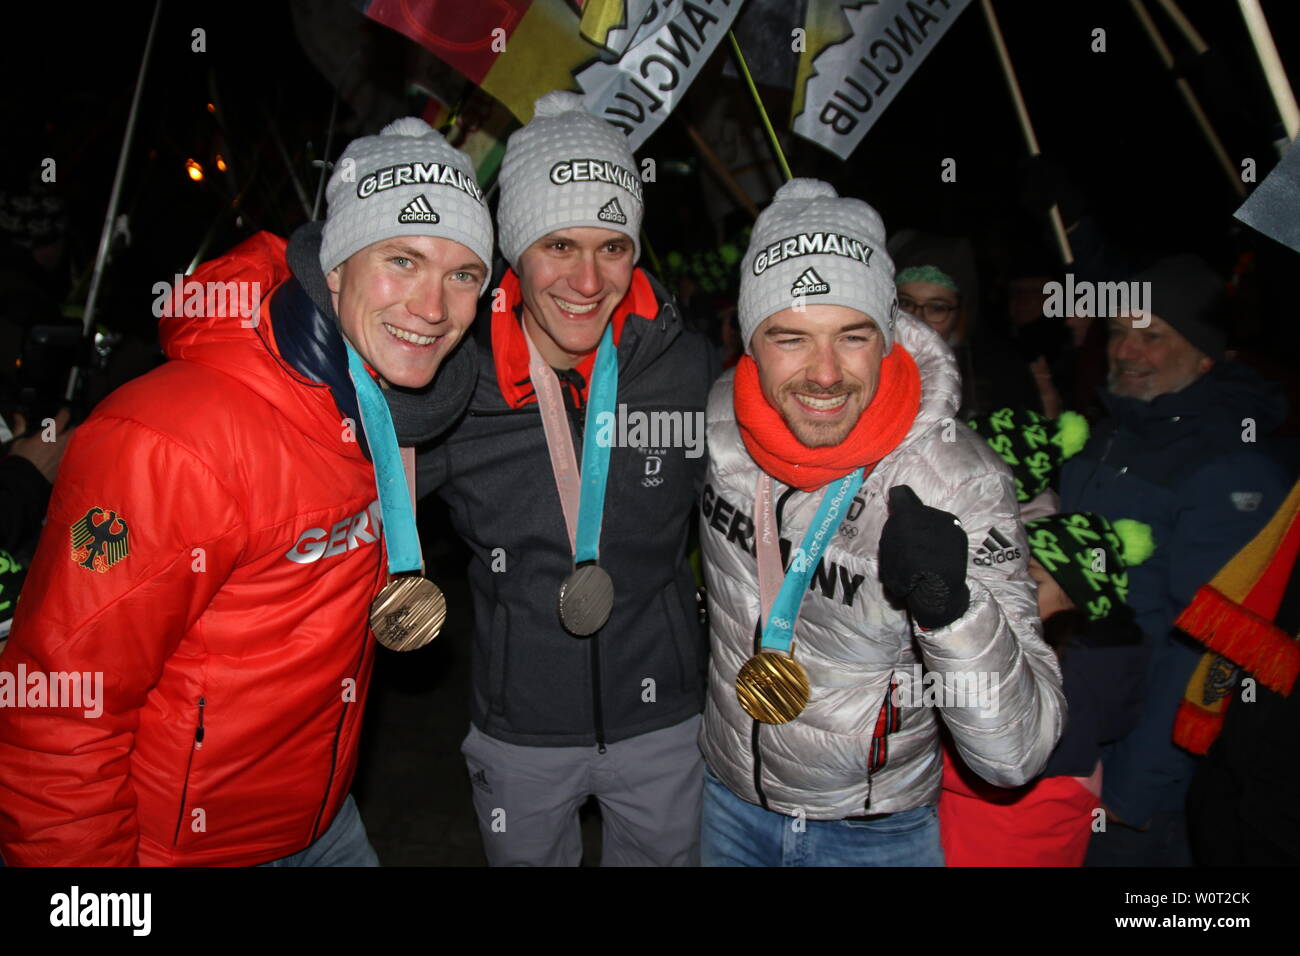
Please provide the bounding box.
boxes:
[878,485,970,630]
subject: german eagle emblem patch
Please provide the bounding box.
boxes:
[70,507,130,573]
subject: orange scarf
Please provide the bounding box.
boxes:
[732,347,921,491]
[491,268,658,409]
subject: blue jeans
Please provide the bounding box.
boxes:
[259,794,379,867]
[700,764,944,867]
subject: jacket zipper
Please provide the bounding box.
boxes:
[591,635,607,754]
[750,486,800,809]
[172,696,205,845]
[310,615,370,840]
[862,681,900,813]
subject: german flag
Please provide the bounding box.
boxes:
[1174,480,1300,753]
[364,0,600,124]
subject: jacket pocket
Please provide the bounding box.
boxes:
[172,696,206,847]
[868,676,902,774]
[487,604,509,717]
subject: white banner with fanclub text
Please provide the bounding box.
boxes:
[793,0,972,160]
[576,0,746,151]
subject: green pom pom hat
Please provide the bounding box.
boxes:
[1025,512,1156,620]
[968,407,1090,502]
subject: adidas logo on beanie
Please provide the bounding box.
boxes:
[598,197,628,225]
[398,195,440,224]
[791,267,830,296]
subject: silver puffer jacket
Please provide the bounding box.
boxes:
[699,314,1065,819]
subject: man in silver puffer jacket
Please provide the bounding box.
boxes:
[699,179,1064,866]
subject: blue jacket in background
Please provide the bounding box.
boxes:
[1059,362,1291,826]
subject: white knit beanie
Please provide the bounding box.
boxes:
[319,117,494,291]
[496,91,644,270]
[738,178,899,354]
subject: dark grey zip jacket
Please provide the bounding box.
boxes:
[417,269,719,747]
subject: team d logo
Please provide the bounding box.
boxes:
[398,195,439,224]
[791,267,830,296]
[70,507,130,573]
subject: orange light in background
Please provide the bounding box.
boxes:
[206,102,215,113]
[186,159,204,182]
[215,154,228,172]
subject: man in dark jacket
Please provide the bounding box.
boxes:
[1060,254,1290,866]
[415,92,717,866]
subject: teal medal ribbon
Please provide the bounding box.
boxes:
[526,322,619,635]
[757,468,865,653]
[737,468,864,724]
[574,323,619,564]
[345,344,421,573]
[345,344,446,651]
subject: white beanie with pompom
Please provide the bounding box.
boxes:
[497,91,644,270]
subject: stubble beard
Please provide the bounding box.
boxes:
[1108,360,1203,402]
[780,381,860,448]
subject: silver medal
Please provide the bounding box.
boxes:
[558,564,615,636]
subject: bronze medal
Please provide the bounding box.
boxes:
[736,651,810,724]
[558,564,615,636]
[370,575,447,651]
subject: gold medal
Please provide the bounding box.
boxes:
[370,575,447,651]
[735,651,810,724]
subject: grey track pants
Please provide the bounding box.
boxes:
[461,715,703,866]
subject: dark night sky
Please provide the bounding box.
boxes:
[3,1,1298,351]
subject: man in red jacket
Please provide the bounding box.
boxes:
[0,118,493,866]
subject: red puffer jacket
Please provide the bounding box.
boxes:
[0,233,386,866]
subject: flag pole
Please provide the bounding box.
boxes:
[979,0,1074,265]
[68,0,163,400]
[1236,0,1300,144]
[726,31,793,182]
[1155,0,1208,54]
[1129,0,1246,197]
[683,123,760,218]
[311,92,340,222]
[641,229,664,278]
